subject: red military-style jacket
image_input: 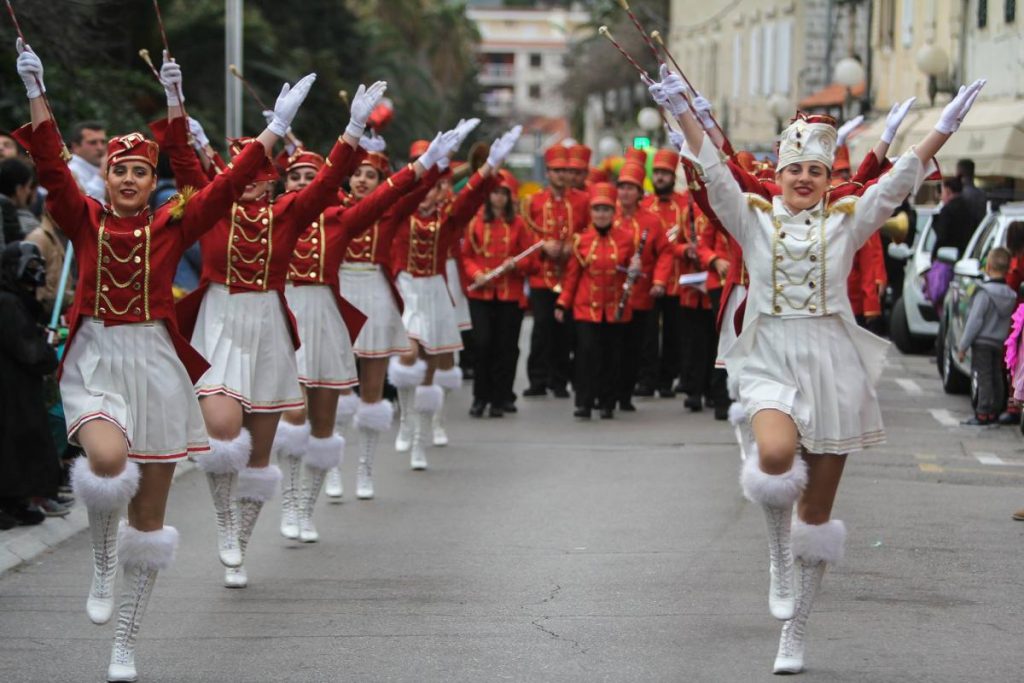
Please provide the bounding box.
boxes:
[556,225,636,323]
[614,205,672,312]
[674,207,714,311]
[392,169,497,278]
[640,190,691,297]
[13,117,267,383]
[848,232,887,317]
[161,123,361,349]
[521,186,590,290]
[461,212,535,304]
[696,210,735,293]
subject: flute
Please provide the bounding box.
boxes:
[468,240,543,291]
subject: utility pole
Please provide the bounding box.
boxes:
[225,0,243,138]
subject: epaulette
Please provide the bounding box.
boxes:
[168,186,197,221]
[745,193,772,213]
[826,196,857,217]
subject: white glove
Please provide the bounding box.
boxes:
[187,117,209,150]
[159,50,183,106]
[836,114,864,147]
[15,39,45,99]
[358,134,386,153]
[880,99,915,144]
[418,130,460,170]
[453,118,481,146]
[486,125,523,168]
[647,64,690,117]
[667,128,684,151]
[437,156,450,171]
[268,73,317,137]
[935,79,986,134]
[262,109,275,126]
[693,93,714,131]
[346,81,387,139]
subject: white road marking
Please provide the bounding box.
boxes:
[929,409,960,427]
[895,379,923,396]
[973,452,1024,467]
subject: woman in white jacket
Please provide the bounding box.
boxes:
[649,66,985,674]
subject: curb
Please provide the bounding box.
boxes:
[0,460,197,577]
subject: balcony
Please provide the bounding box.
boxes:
[479,62,516,83]
[482,89,515,117]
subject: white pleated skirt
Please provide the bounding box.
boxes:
[191,284,304,412]
[396,271,463,355]
[61,317,209,463]
[724,314,886,454]
[340,264,411,358]
[285,283,359,389]
[445,257,472,331]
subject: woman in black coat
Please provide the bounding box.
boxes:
[0,241,60,524]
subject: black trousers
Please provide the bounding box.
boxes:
[707,288,730,407]
[469,299,523,405]
[617,309,651,403]
[575,321,624,410]
[972,343,1007,416]
[527,288,572,391]
[638,296,683,390]
[678,306,715,397]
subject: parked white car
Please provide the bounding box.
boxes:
[887,205,939,353]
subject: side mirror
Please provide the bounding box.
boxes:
[953,257,981,278]
[887,243,913,261]
[936,246,960,265]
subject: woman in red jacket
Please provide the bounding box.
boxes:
[14,44,309,681]
[462,169,535,417]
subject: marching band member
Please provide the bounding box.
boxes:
[391,125,521,470]
[567,144,592,191]
[651,64,985,674]
[14,43,308,681]
[462,169,534,417]
[555,182,636,419]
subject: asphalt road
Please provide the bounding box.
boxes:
[1,342,1023,682]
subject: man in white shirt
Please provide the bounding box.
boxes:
[67,120,107,202]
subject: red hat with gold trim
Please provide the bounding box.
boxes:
[228,137,279,182]
[588,167,610,185]
[496,168,519,195]
[617,160,646,189]
[832,145,851,173]
[590,182,616,208]
[106,132,159,169]
[408,139,430,160]
[543,145,570,169]
[286,149,325,173]
[358,151,391,176]
[652,148,679,172]
[734,150,757,173]
[624,147,647,166]
[568,144,591,170]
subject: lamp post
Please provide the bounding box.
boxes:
[767,93,792,135]
[915,43,950,107]
[834,57,865,120]
[636,106,661,147]
[225,0,243,138]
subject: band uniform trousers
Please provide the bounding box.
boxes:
[972,342,1007,416]
[617,309,651,404]
[527,288,572,392]
[707,288,730,407]
[575,321,624,411]
[678,305,715,399]
[469,299,523,406]
[638,296,682,391]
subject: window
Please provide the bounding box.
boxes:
[761,22,775,96]
[900,0,914,47]
[529,53,542,68]
[528,84,541,99]
[878,0,895,49]
[732,34,742,99]
[969,216,997,261]
[1007,0,1017,23]
[748,26,760,96]
[979,0,988,28]
[776,20,792,93]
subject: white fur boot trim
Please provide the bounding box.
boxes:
[196,429,252,474]
[388,357,426,388]
[304,434,344,472]
[792,519,847,565]
[740,455,808,508]
[335,392,361,431]
[727,401,746,426]
[117,524,179,572]
[354,400,394,432]
[237,465,282,502]
[71,459,140,512]
[432,366,463,390]
[414,385,444,414]
[273,420,310,459]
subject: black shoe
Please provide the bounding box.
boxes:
[704,394,716,408]
[599,407,614,419]
[657,386,676,399]
[619,400,636,412]
[684,395,703,412]
[489,405,505,418]
[500,401,518,413]
[714,403,730,421]
[0,510,17,531]
[469,400,486,418]
[551,386,570,399]
[633,384,655,397]
[961,415,994,426]
[4,504,44,526]
[523,385,547,397]
[997,411,1019,426]
[573,407,592,419]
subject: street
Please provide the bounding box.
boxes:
[1,342,1023,682]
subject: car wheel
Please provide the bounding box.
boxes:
[890,297,914,353]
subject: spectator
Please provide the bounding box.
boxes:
[0,157,40,236]
[0,131,19,160]
[24,210,70,320]
[0,242,61,528]
[957,158,987,225]
[67,120,107,202]
[931,177,980,261]
[1,157,35,245]
[957,247,1016,425]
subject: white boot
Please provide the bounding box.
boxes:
[728,402,754,462]
[740,454,808,621]
[411,385,443,471]
[274,421,310,540]
[431,367,462,446]
[297,434,343,543]
[225,465,282,589]
[195,430,251,568]
[389,358,425,452]
[327,393,360,500]
[106,525,179,683]
[70,459,141,625]
[354,400,394,499]
[773,520,846,675]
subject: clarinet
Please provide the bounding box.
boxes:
[615,228,649,322]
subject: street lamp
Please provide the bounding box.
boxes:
[915,43,950,107]
[767,93,792,135]
[834,57,865,120]
[598,135,620,160]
